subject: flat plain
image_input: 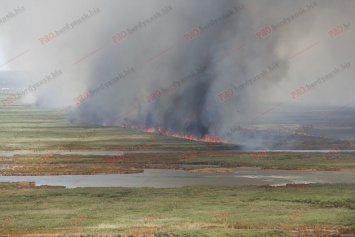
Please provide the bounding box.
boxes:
[0,91,354,236]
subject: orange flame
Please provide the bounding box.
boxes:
[143,127,224,143]
[144,128,156,133]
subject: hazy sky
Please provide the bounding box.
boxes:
[1,0,354,144]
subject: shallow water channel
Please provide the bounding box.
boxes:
[1,150,354,188]
[1,168,354,188]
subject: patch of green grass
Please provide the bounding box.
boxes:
[0,103,228,151]
[0,184,354,235]
[185,153,355,170]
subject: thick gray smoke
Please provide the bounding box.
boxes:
[1,0,354,147]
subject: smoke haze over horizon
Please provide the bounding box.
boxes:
[1,0,354,147]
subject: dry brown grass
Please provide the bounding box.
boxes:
[0,181,65,189]
[0,163,142,176]
[188,167,234,173]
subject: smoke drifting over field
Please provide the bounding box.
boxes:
[1,0,354,147]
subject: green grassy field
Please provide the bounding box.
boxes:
[0,183,354,236]
[183,152,355,170]
[1,91,355,236]
[1,93,354,173]
[0,103,237,152]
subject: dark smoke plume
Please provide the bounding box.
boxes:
[1,0,354,148]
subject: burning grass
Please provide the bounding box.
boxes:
[0,103,233,152]
[1,99,354,174]
[1,91,355,236]
[143,127,224,143]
